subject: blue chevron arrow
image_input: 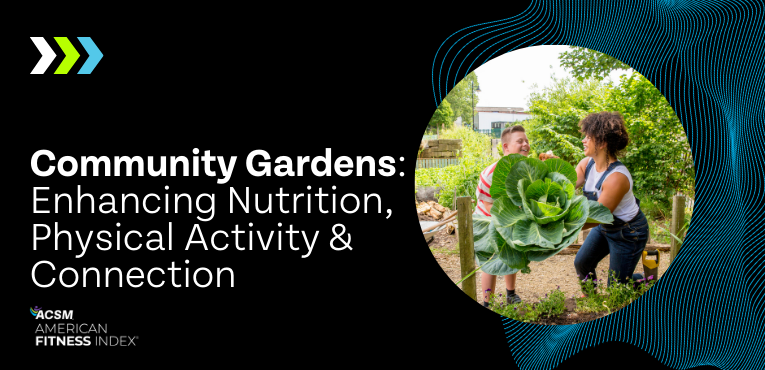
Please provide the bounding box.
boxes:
[77,37,102,74]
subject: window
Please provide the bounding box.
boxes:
[491,121,510,129]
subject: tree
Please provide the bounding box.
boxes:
[526,73,693,213]
[559,46,631,81]
[606,73,694,204]
[526,77,607,163]
[444,71,479,128]
[428,99,454,129]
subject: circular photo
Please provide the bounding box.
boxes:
[417,45,693,324]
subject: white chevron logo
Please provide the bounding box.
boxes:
[30,37,57,74]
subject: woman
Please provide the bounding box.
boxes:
[573,111,649,287]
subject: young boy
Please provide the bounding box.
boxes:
[475,125,557,307]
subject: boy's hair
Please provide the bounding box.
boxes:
[501,125,526,144]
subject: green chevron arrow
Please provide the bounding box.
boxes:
[53,37,80,74]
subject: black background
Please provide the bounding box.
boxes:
[10,4,720,369]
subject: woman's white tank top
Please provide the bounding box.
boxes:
[584,162,640,222]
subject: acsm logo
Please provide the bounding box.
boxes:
[31,307,73,320]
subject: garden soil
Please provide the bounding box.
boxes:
[428,227,671,324]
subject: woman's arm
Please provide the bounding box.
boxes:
[597,172,630,213]
[580,173,629,230]
[575,157,589,189]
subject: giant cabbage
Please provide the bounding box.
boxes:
[474,154,613,274]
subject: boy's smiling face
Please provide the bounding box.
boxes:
[504,131,530,156]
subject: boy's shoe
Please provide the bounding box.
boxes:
[506,293,522,304]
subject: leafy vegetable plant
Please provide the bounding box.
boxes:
[473,154,614,274]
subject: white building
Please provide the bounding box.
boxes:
[474,107,531,130]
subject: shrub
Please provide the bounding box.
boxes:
[415,126,495,206]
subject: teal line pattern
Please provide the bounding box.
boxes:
[432,1,765,369]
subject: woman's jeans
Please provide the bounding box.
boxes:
[574,210,649,286]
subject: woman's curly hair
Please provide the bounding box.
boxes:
[579,111,630,159]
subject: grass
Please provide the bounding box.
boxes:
[645,212,691,245]
[431,246,459,255]
[647,218,672,244]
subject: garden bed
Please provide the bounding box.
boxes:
[489,297,609,325]
[428,227,670,324]
[534,299,607,325]
[483,270,657,324]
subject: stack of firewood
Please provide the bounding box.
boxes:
[416,201,451,220]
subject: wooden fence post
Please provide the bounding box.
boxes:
[670,195,685,262]
[457,197,476,301]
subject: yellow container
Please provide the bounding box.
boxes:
[642,250,660,280]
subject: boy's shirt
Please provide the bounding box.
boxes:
[474,162,498,216]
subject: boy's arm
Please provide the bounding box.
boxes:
[484,201,492,214]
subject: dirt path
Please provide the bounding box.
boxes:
[429,228,671,306]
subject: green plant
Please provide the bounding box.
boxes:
[575,271,657,314]
[603,277,635,309]
[473,154,614,274]
[489,299,539,323]
[605,271,656,308]
[657,223,689,247]
[575,274,603,313]
[440,125,492,161]
[535,288,566,318]
[634,192,670,220]
[488,288,566,322]
[655,207,692,246]
[487,296,529,321]
[647,218,672,244]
